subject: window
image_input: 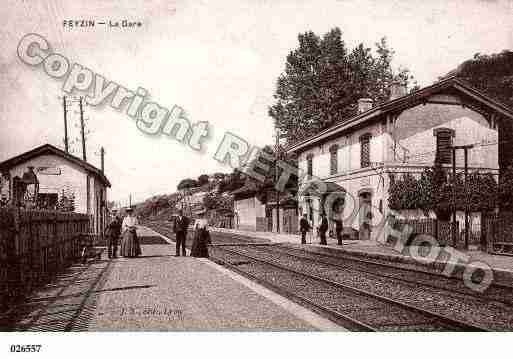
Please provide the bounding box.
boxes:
[360,134,371,168]
[306,154,313,177]
[433,128,455,164]
[329,144,339,175]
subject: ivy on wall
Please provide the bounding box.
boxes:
[388,164,511,216]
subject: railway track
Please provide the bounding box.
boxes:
[210,245,487,331]
[144,221,511,330]
[147,221,513,305]
[256,244,513,307]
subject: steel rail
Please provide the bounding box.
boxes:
[146,222,495,330]
[214,246,489,331]
[251,244,513,307]
[210,252,376,332]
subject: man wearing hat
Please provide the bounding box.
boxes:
[318,212,329,245]
[173,209,190,256]
[105,214,122,258]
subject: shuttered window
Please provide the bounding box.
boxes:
[307,154,313,177]
[433,128,454,164]
[329,144,338,175]
[360,134,371,168]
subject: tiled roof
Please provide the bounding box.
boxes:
[0,143,111,187]
[286,77,513,153]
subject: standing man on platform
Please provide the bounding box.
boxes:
[318,212,328,245]
[299,213,311,244]
[335,219,344,246]
[105,215,122,259]
[173,210,190,256]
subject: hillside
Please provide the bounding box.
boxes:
[134,171,243,222]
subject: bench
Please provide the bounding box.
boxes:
[78,232,106,263]
[491,241,513,256]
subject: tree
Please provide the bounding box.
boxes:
[212,172,226,182]
[203,192,218,210]
[197,174,210,186]
[446,51,513,109]
[177,178,198,191]
[68,193,75,212]
[218,169,246,193]
[269,28,417,144]
[57,189,75,212]
[57,190,67,212]
[446,51,513,170]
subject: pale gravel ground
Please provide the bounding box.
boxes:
[89,244,317,331]
[5,241,318,331]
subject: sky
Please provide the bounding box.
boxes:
[1,0,512,205]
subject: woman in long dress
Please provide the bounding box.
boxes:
[190,216,211,258]
[120,208,141,257]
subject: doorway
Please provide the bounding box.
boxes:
[358,191,372,241]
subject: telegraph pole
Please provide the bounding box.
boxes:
[451,144,474,249]
[275,128,280,233]
[100,147,105,173]
[63,96,69,153]
[452,147,457,247]
[462,145,473,249]
[79,97,87,161]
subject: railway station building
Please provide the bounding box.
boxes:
[286,77,513,243]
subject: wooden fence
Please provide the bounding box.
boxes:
[485,213,513,255]
[393,218,458,247]
[0,207,91,311]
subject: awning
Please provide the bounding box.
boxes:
[266,193,298,208]
[299,181,346,197]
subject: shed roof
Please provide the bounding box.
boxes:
[0,143,111,187]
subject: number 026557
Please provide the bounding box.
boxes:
[10,345,42,353]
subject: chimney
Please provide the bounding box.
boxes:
[357,98,373,114]
[390,81,407,100]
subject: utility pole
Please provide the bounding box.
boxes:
[451,144,474,249]
[462,145,473,249]
[63,96,69,153]
[79,97,87,161]
[100,147,105,173]
[275,128,280,233]
[129,194,132,208]
[452,147,457,247]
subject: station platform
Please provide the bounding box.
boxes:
[2,226,342,331]
[211,227,513,288]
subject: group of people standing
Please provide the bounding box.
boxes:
[106,208,339,258]
[299,213,344,246]
[173,209,211,258]
[104,208,211,259]
[105,207,141,259]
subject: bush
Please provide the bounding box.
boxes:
[389,165,500,214]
